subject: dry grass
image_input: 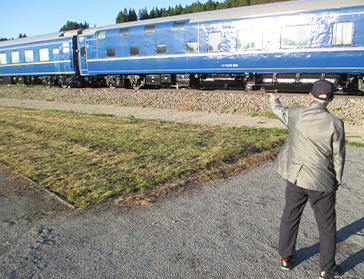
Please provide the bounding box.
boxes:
[0,107,287,207]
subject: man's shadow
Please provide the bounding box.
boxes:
[294,217,364,273]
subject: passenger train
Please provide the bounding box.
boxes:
[1,0,364,93]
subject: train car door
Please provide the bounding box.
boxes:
[77,36,89,75]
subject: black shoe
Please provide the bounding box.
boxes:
[280,257,294,271]
[319,266,342,279]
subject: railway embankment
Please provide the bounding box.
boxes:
[1,86,364,142]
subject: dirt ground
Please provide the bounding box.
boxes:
[0,165,72,224]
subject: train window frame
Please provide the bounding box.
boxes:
[11,52,20,64]
[237,29,263,50]
[119,27,130,37]
[281,25,311,48]
[145,24,156,35]
[39,48,49,61]
[173,21,186,31]
[186,42,198,53]
[0,53,6,64]
[156,44,167,55]
[208,32,222,52]
[130,46,139,56]
[107,48,115,57]
[332,22,354,46]
[80,45,86,57]
[97,31,106,40]
[25,50,34,62]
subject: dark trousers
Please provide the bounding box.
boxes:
[278,181,337,272]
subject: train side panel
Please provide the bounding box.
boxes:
[79,4,364,77]
[0,33,77,84]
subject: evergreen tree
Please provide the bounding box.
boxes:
[128,9,138,21]
[161,8,169,17]
[175,4,183,15]
[116,9,128,23]
[150,8,157,18]
[60,21,89,31]
[139,7,150,20]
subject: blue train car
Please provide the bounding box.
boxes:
[77,0,364,92]
[0,30,79,86]
[1,0,364,93]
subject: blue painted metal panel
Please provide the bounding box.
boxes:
[80,2,364,77]
[0,36,76,77]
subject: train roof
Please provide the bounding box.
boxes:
[0,30,81,48]
[1,0,363,47]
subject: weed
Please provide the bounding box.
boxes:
[260,111,277,119]
[249,108,258,117]
[346,141,364,147]
[92,113,114,117]
[0,106,287,207]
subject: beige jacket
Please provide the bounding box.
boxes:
[271,99,345,192]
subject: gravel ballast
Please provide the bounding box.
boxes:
[1,87,363,125]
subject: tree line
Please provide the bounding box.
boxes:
[116,0,288,23]
[1,0,288,40]
[1,34,27,41]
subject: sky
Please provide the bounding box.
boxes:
[1,0,206,39]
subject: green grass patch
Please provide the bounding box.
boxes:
[0,106,287,207]
[0,84,43,88]
[346,141,364,148]
[259,111,277,119]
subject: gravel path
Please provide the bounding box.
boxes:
[0,88,363,278]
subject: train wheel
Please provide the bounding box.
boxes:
[127,75,145,90]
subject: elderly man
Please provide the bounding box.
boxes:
[269,80,346,279]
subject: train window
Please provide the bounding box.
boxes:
[107,48,115,57]
[97,31,106,40]
[208,32,222,52]
[145,24,156,34]
[237,29,262,50]
[80,45,86,57]
[53,49,59,54]
[25,50,34,62]
[156,44,167,55]
[186,42,198,53]
[119,27,129,37]
[39,48,49,61]
[333,22,354,46]
[173,21,186,31]
[130,46,139,56]
[11,52,19,63]
[281,25,311,48]
[0,53,6,64]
